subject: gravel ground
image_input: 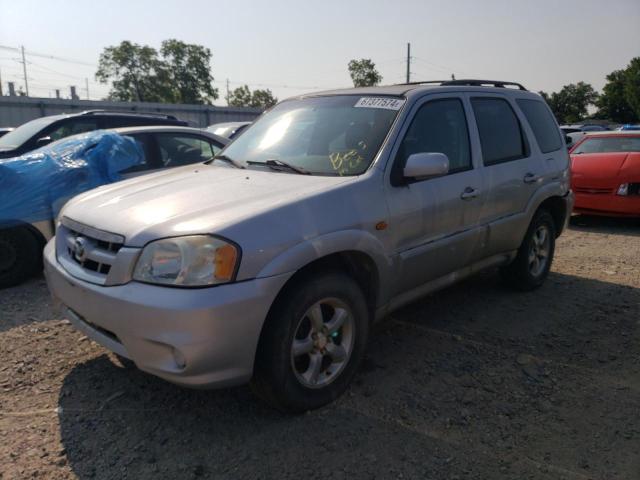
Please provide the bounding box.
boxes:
[1,215,639,480]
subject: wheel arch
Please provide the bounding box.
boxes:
[253,245,384,370]
[537,196,569,237]
[0,220,48,247]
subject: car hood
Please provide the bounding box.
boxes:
[571,152,640,186]
[61,164,354,246]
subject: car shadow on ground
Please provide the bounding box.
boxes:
[57,270,640,479]
[569,214,640,237]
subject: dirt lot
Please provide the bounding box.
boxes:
[1,216,639,480]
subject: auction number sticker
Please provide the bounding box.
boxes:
[354,97,405,110]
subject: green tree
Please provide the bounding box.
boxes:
[228,85,277,109]
[623,57,640,121]
[96,39,218,104]
[160,39,218,104]
[250,89,278,109]
[348,59,382,87]
[96,41,167,102]
[597,69,637,123]
[228,85,253,107]
[539,82,598,124]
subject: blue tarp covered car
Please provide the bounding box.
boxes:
[0,130,143,288]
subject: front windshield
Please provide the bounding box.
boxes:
[573,136,640,154]
[220,95,403,175]
[0,116,59,149]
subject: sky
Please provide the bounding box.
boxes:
[0,0,639,105]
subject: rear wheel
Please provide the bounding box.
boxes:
[500,209,556,291]
[251,273,369,413]
[0,227,42,289]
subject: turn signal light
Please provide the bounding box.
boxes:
[214,244,238,280]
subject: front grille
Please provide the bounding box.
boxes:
[64,227,123,275]
[57,217,126,285]
[574,186,613,195]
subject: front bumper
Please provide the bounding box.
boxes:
[44,239,291,388]
[574,191,640,217]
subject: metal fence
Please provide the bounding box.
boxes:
[0,96,262,128]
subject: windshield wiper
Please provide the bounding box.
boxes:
[206,154,245,169]
[246,159,311,175]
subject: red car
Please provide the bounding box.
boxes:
[570,132,640,217]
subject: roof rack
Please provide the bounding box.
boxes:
[79,110,178,120]
[398,79,527,91]
[442,79,527,90]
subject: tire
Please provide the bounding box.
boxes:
[0,227,42,289]
[500,209,556,291]
[251,272,369,413]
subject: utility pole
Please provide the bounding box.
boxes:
[85,77,89,100]
[226,78,230,106]
[0,67,3,96]
[406,43,411,83]
[21,45,29,97]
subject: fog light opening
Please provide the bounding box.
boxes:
[617,184,629,196]
[172,348,187,369]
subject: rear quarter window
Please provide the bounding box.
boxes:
[517,99,562,153]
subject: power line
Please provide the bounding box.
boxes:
[0,45,96,67]
[412,56,473,77]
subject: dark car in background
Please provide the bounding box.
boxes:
[0,110,188,159]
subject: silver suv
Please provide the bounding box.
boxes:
[45,80,573,412]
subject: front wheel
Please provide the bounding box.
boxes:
[251,273,369,413]
[500,209,556,291]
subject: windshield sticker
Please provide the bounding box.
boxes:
[354,97,405,110]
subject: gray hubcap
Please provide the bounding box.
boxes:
[291,298,355,389]
[528,225,550,277]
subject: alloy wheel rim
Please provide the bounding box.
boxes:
[528,225,550,277]
[290,297,355,389]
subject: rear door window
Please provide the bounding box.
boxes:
[516,99,562,153]
[471,98,528,165]
[156,134,222,167]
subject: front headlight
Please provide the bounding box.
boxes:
[133,235,239,287]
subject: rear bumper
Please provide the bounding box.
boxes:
[44,239,291,389]
[574,192,640,217]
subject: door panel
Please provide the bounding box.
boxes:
[385,96,484,295]
[468,95,543,256]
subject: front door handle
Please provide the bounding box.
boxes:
[460,187,479,200]
[524,172,541,184]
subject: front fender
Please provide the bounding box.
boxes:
[256,229,395,303]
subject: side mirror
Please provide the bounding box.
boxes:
[36,136,52,147]
[564,135,572,145]
[403,152,449,180]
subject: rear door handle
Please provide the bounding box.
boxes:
[460,187,479,200]
[524,172,540,184]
